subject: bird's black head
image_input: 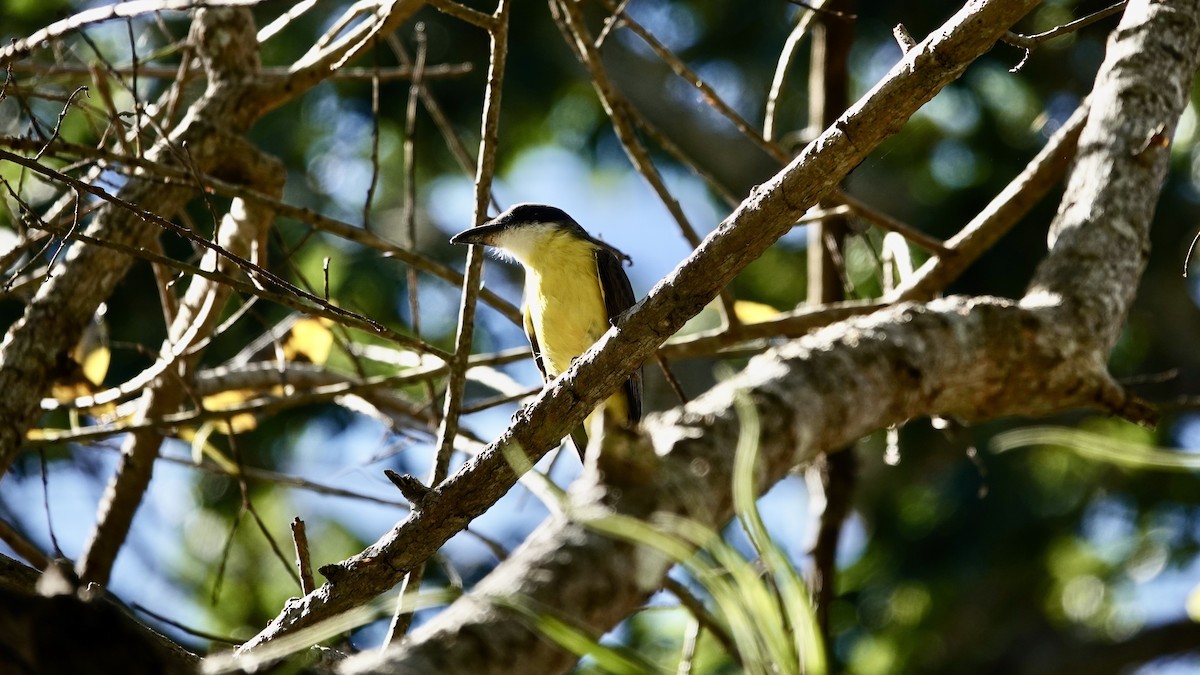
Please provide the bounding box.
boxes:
[449,202,588,246]
[487,203,578,229]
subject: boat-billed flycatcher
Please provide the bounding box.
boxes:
[450,203,642,456]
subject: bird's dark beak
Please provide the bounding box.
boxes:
[449,220,508,246]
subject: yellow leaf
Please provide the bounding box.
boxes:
[284,317,335,365]
[733,300,782,325]
[177,424,240,473]
[215,413,259,434]
[1188,585,1200,622]
[79,345,111,386]
[199,389,260,434]
[49,381,95,402]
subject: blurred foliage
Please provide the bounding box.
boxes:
[3,0,1200,673]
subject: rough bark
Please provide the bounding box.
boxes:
[5,1,1196,673]
[238,0,1043,653]
[338,1,1200,672]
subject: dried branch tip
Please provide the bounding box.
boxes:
[385,469,433,508]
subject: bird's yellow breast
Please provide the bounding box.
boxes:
[521,233,609,378]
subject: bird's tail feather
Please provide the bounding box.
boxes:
[569,425,589,460]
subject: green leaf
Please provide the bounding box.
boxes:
[992,426,1200,471]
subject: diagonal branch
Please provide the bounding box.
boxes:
[281,0,426,99]
[0,0,261,64]
[343,3,1200,671]
[238,0,1043,653]
[660,99,1092,360]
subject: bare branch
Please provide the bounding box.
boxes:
[1004,1,1126,49]
[0,0,261,65]
[662,100,1090,361]
[291,518,316,596]
[351,3,1198,670]
[284,0,426,96]
[9,61,472,81]
[432,0,512,483]
[239,0,1043,653]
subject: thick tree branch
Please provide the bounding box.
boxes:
[238,0,1041,654]
[659,99,1090,361]
[337,0,1200,672]
[1027,0,1193,349]
[344,293,1121,674]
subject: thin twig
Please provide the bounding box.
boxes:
[34,85,88,160]
[654,353,689,405]
[1183,229,1200,277]
[125,18,143,157]
[1003,1,1125,71]
[460,386,540,415]
[284,0,425,93]
[890,102,1089,300]
[232,437,303,589]
[1004,0,1125,49]
[630,114,740,208]
[363,40,382,232]
[556,0,742,329]
[662,577,740,663]
[427,0,498,30]
[8,62,472,81]
[386,35,500,212]
[766,2,826,142]
[593,0,788,164]
[291,517,316,596]
[402,25,440,421]
[138,447,412,509]
[388,0,512,647]
[834,189,951,256]
[30,369,448,448]
[0,148,447,356]
[37,450,64,558]
[131,603,241,644]
[594,0,632,49]
[210,510,244,605]
[44,187,82,279]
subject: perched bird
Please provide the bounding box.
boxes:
[450,203,642,456]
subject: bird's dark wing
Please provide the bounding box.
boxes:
[523,303,548,382]
[595,249,643,422]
